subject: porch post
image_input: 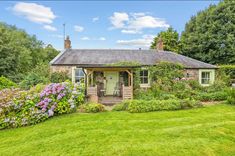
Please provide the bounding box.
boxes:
[91,71,94,86]
[130,71,133,99]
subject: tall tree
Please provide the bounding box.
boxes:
[0,22,59,82]
[180,0,235,64]
[150,27,180,52]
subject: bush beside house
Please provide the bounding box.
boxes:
[78,103,105,113]
[113,99,201,113]
[0,81,85,129]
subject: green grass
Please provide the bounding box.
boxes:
[1,104,235,156]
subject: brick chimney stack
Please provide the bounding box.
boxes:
[64,35,71,49]
[156,37,163,51]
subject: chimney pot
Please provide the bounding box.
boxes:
[64,35,71,49]
[156,37,163,51]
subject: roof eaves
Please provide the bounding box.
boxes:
[50,49,66,65]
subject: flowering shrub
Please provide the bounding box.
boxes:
[0,89,48,129]
[0,81,85,129]
[37,82,84,116]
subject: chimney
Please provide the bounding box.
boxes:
[156,37,163,51]
[64,35,71,49]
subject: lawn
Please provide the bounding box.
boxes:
[0,104,235,156]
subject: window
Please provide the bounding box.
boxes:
[74,68,84,82]
[201,72,210,84]
[140,70,149,84]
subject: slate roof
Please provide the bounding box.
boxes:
[50,49,217,69]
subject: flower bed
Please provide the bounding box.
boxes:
[0,82,84,129]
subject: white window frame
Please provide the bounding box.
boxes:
[72,67,85,83]
[199,69,215,86]
[140,69,150,88]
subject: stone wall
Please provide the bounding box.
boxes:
[50,66,73,78]
[183,69,199,80]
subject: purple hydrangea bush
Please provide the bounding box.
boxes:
[37,82,84,116]
[0,82,84,129]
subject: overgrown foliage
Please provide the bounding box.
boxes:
[150,27,180,52]
[0,82,85,129]
[50,72,70,83]
[227,88,235,105]
[180,0,235,64]
[0,76,17,90]
[219,65,235,79]
[0,22,59,82]
[134,62,229,102]
[114,99,202,113]
[106,61,141,67]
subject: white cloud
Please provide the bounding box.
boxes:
[81,36,90,40]
[43,25,57,31]
[74,25,84,32]
[116,35,155,47]
[121,29,140,34]
[109,12,129,29]
[80,36,106,41]
[110,12,169,34]
[98,37,106,41]
[92,17,99,22]
[12,2,56,24]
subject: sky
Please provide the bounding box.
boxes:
[0,1,219,50]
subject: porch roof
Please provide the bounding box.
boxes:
[50,49,217,69]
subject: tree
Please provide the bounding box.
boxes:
[180,0,235,64]
[150,27,180,52]
[0,22,59,82]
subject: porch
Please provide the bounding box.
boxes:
[85,67,134,105]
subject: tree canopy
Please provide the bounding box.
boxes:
[180,0,235,64]
[150,27,180,53]
[0,22,59,82]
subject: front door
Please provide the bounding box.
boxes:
[104,71,119,95]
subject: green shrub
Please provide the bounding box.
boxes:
[180,99,202,109]
[219,65,235,79]
[196,91,227,101]
[112,101,129,111]
[50,72,69,83]
[19,73,48,90]
[0,82,85,129]
[127,99,201,113]
[19,63,51,90]
[186,80,203,90]
[227,88,235,105]
[0,76,17,90]
[79,103,105,113]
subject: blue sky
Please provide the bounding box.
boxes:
[0,1,218,50]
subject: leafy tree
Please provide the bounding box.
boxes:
[150,27,180,52]
[0,22,59,82]
[180,0,235,64]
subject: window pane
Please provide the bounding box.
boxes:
[75,69,80,76]
[201,72,210,84]
[143,77,148,84]
[143,70,148,76]
[79,70,84,76]
[140,70,149,84]
[140,77,144,84]
[75,68,84,77]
